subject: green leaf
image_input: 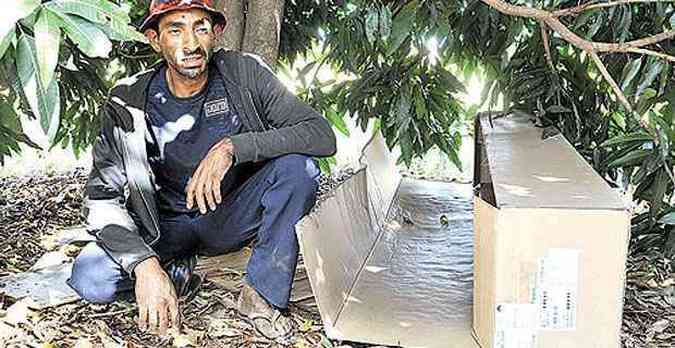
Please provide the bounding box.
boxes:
[387,0,416,55]
[324,108,350,137]
[586,13,604,39]
[34,9,61,89]
[365,8,379,44]
[47,0,147,43]
[0,30,16,61]
[379,6,392,41]
[659,212,675,225]
[607,149,650,168]
[49,9,112,58]
[635,60,663,100]
[620,57,642,91]
[600,133,653,147]
[0,0,40,40]
[317,157,334,174]
[438,69,465,93]
[413,91,427,117]
[45,0,129,26]
[94,22,147,43]
[16,33,61,142]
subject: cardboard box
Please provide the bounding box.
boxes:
[297,133,479,347]
[472,112,630,348]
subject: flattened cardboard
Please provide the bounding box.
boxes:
[473,112,630,348]
[297,132,479,347]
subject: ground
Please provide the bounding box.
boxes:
[0,170,674,347]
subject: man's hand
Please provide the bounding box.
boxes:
[134,257,180,336]
[186,137,234,214]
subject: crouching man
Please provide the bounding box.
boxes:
[67,0,336,339]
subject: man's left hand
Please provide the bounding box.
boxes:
[186,137,235,214]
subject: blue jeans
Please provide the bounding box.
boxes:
[68,154,320,309]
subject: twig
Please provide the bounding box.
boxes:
[588,52,633,114]
[89,307,135,318]
[553,0,675,17]
[539,20,556,71]
[627,48,675,63]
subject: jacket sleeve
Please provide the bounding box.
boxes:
[229,54,337,164]
[83,101,157,275]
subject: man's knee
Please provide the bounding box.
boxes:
[271,154,320,194]
[68,243,124,304]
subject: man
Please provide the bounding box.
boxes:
[67,0,336,339]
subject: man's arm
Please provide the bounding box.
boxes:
[86,100,179,335]
[84,101,157,274]
[228,54,337,164]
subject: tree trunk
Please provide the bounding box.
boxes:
[241,0,285,67]
[215,0,245,51]
[214,0,285,67]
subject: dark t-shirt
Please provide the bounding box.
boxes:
[146,66,243,213]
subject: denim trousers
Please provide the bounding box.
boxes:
[68,154,320,309]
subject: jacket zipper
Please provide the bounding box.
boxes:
[121,135,161,246]
[244,89,269,131]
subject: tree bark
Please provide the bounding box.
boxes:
[215,0,246,51]
[214,0,285,67]
[242,0,285,66]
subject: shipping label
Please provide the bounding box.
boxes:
[533,248,580,330]
[494,303,538,348]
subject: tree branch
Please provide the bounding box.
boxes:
[588,52,633,114]
[481,0,673,184]
[627,48,675,63]
[480,0,675,117]
[553,0,675,17]
[539,20,556,71]
[480,0,675,54]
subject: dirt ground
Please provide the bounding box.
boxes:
[1,170,674,347]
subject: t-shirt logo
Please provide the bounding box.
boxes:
[204,98,230,118]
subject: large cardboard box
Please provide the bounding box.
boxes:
[472,112,631,348]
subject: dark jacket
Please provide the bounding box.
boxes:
[84,49,337,275]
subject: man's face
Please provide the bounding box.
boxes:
[146,8,216,79]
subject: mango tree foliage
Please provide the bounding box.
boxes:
[0,0,147,161]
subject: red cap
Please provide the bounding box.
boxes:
[140,0,226,32]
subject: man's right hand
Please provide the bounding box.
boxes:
[134,257,181,335]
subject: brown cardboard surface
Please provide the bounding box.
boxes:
[335,180,476,347]
[473,197,499,348]
[478,113,626,210]
[473,112,631,348]
[473,200,630,348]
[297,132,479,347]
[296,169,380,333]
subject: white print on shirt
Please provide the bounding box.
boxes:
[151,114,195,160]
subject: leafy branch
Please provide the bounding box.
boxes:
[482,0,674,122]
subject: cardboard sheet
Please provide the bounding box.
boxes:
[297,132,479,347]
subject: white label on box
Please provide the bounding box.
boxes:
[533,248,580,330]
[494,303,538,348]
